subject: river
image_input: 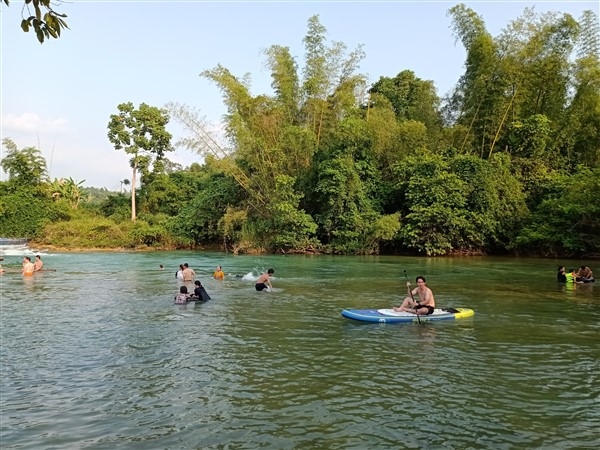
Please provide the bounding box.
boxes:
[1,247,598,449]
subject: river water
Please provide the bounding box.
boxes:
[0,247,598,449]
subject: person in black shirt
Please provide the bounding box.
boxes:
[192,280,211,301]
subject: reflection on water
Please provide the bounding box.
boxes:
[1,251,598,449]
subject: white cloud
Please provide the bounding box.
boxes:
[1,113,68,134]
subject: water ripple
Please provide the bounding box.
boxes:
[1,252,599,449]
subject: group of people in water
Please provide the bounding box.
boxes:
[557,265,595,283]
[171,263,276,304]
[0,254,46,275]
[175,281,212,304]
[20,255,44,275]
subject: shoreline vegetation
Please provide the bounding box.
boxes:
[2,8,599,259]
[19,242,597,260]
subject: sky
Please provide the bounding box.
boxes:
[1,0,598,190]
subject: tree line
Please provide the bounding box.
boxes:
[1,6,599,257]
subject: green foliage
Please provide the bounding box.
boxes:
[3,0,69,43]
[126,220,168,248]
[168,171,244,246]
[98,194,131,222]
[218,207,250,253]
[446,5,600,170]
[82,186,115,206]
[107,102,174,221]
[513,167,600,257]
[39,214,169,249]
[451,153,528,249]
[138,171,195,217]
[309,120,384,254]
[2,11,596,258]
[392,153,528,255]
[254,174,318,252]
[48,177,86,209]
[1,138,49,184]
[506,115,552,159]
[369,70,442,132]
[0,181,67,238]
[395,155,474,255]
[264,45,301,122]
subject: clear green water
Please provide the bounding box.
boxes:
[1,250,598,449]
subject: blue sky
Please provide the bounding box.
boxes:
[1,0,597,189]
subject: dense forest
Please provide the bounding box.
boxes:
[1,5,599,257]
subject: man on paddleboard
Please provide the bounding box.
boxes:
[393,276,435,315]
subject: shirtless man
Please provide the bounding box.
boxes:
[182,263,196,282]
[255,269,274,291]
[33,255,44,271]
[393,276,435,315]
[576,265,594,282]
[22,256,35,276]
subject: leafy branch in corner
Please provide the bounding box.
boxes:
[3,0,69,43]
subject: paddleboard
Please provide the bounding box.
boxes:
[341,307,474,324]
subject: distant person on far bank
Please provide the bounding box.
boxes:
[33,255,44,272]
[255,269,274,291]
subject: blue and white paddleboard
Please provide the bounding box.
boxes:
[341,307,474,324]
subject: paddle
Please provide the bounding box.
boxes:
[404,270,421,324]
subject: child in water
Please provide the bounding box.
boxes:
[174,285,191,304]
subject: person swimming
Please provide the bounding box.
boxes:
[213,265,225,280]
[255,269,274,291]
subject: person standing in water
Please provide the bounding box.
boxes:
[255,269,274,291]
[192,280,211,301]
[182,263,196,282]
[213,265,225,280]
[33,255,44,272]
[22,257,35,276]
